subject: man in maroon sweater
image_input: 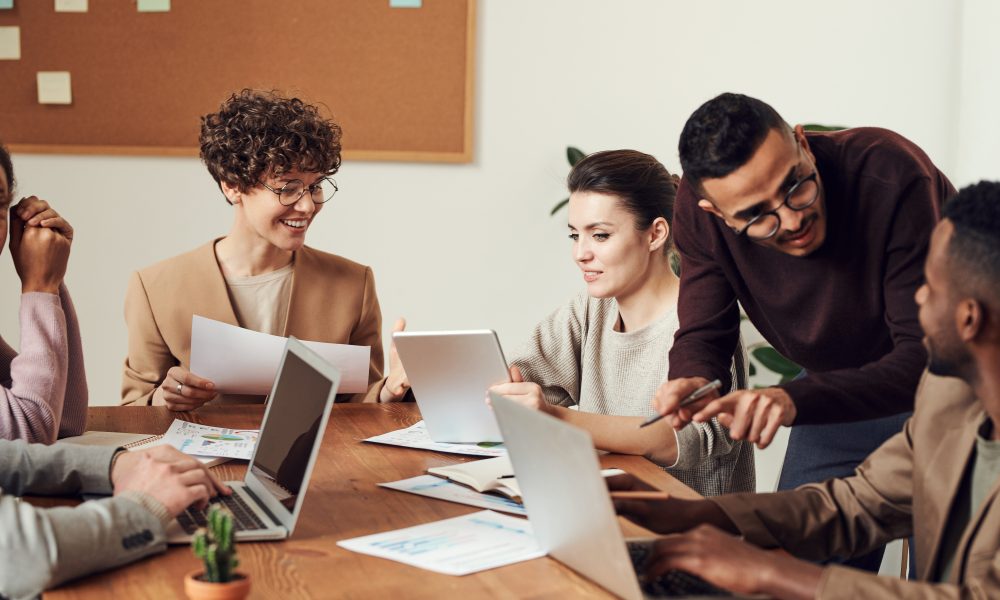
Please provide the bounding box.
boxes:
[653,93,953,569]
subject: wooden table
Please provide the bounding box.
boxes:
[45,404,699,599]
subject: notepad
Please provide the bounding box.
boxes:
[58,420,260,466]
[380,475,527,516]
[426,455,521,501]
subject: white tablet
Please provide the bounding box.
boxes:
[392,329,509,443]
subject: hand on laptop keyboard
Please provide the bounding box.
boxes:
[627,540,731,597]
[178,494,267,534]
[112,445,230,515]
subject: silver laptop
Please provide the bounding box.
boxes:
[490,392,746,599]
[166,337,339,543]
[392,329,509,443]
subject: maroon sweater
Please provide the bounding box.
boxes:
[668,128,954,425]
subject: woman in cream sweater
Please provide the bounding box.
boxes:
[491,150,754,495]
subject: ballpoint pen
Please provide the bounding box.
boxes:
[637,378,722,428]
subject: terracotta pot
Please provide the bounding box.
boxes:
[184,570,251,600]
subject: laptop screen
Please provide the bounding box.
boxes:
[249,348,333,512]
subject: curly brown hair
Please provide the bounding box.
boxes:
[199,90,343,200]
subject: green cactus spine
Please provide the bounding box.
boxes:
[191,505,240,583]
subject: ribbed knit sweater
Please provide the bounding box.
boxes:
[510,293,754,496]
[0,287,88,443]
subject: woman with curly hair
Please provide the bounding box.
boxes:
[121,90,404,408]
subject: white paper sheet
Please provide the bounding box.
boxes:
[380,475,527,516]
[189,315,370,394]
[337,510,543,575]
[160,419,259,459]
[364,421,507,457]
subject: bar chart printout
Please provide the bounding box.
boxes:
[337,511,544,575]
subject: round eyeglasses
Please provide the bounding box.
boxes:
[734,172,819,241]
[260,177,338,207]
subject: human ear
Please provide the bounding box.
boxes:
[220,181,241,205]
[649,217,669,252]
[697,199,724,219]
[955,299,983,343]
[793,124,815,161]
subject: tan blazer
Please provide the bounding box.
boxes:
[122,241,384,405]
[712,372,1000,597]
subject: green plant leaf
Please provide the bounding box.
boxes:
[567,146,585,166]
[748,362,756,377]
[751,347,802,377]
[800,123,847,132]
[550,197,569,216]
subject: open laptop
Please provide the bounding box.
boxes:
[166,337,339,543]
[392,329,509,443]
[490,392,749,599]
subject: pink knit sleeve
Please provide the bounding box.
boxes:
[0,293,70,444]
[57,285,88,437]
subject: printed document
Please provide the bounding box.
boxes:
[337,510,543,575]
[364,421,507,457]
[189,315,370,394]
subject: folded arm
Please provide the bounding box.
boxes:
[0,293,70,443]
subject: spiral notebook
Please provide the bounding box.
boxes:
[59,419,259,467]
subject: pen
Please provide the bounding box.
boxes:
[637,379,722,429]
[496,474,516,480]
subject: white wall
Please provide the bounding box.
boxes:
[1,0,969,409]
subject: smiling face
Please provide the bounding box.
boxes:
[916,220,971,378]
[698,127,827,257]
[567,190,663,300]
[225,169,325,252]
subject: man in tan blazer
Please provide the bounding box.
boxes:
[610,180,1000,598]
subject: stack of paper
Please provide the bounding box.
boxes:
[364,421,507,457]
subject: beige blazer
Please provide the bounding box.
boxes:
[122,241,384,405]
[713,372,1000,597]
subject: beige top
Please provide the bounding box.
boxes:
[122,242,386,406]
[224,262,294,336]
[510,292,754,496]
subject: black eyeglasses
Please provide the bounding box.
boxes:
[260,177,338,207]
[734,171,819,241]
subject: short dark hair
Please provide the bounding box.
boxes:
[200,90,343,200]
[0,141,14,198]
[678,93,790,191]
[943,181,1000,307]
[567,150,678,248]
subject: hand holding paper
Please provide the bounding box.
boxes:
[189,316,370,395]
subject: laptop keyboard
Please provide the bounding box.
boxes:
[177,493,268,534]
[627,541,731,597]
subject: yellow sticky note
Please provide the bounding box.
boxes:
[137,0,170,12]
[55,0,88,12]
[0,26,20,60]
[37,71,73,105]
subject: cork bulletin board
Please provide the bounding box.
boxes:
[0,0,475,162]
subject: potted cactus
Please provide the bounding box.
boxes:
[184,506,251,600]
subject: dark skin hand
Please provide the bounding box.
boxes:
[644,526,823,599]
[608,473,823,599]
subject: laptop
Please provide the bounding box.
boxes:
[166,337,339,543]
[489,392,748,599]
[392,329,509,443]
